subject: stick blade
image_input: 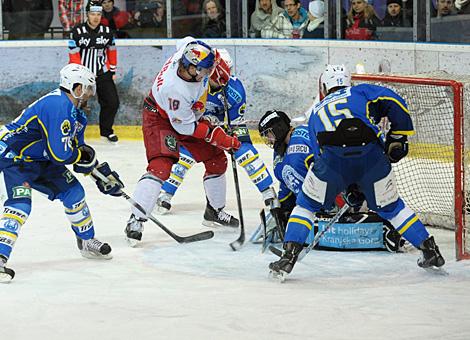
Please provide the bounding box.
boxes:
[179,230,215,243]
[230,238,244,251]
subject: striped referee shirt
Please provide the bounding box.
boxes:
[68,23,117,76]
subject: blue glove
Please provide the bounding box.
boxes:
[73,144,98,174]
[92,162,124,196]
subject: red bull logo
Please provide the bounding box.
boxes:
[190,47,209,62]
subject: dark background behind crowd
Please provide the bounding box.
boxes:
[1,0,468,43]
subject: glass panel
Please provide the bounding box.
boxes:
[430,0,470,43]
[171,0,227,38]
[123,0,167,38]
[2,0,55,40]
[341,0,413,41]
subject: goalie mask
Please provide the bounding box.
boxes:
[258,110,291,155]
[320,64,351,97]
[60,63,96,100]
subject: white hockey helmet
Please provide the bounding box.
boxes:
[60,63,96,99]
[320,64,351,96]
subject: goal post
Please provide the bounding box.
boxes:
[352,74,469,260]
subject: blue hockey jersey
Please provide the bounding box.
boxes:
[273,125,318,204]
[205,76,246,124]
[0,89,86,164]
[309,83,414,141]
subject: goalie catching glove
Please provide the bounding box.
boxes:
[91,162,124,196]
[384,132,408,163]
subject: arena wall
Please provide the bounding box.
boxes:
[1,39,470,139]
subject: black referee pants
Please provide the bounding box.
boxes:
[96,71,120,137]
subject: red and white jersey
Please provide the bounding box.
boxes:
[150,48,209,135]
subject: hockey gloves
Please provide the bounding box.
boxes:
[91,162,124,197]
[73,144,98,174]
[343,185,365,209]
[384,132,408,163]
[383,222,405,253]
[205,126,241,152]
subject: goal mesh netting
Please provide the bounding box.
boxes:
[353,73,469,260]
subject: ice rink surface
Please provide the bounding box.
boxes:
[1,141,470,340]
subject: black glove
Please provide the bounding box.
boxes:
[383,222,405,253]
[384,132,408,163]
[343,185,365,209]
[91,162,124,196]
[73,144,98,174]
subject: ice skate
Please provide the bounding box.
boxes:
[269,242,303,282]
[202,203,239,228]
[77,237,113,260]
[125,214,145,247]
[101,133,119,144]
[418,236,446,273]
[156,191,173,215]
[0,258,15,283]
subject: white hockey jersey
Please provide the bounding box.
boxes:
[150,47,209,135]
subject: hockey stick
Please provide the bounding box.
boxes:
[297,203,350,261]
[91,169,214,243]
[221,92,245,251]
[268,203,350,260]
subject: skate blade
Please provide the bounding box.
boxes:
[422,266,449,276]
[80,251,113,260]
[125,236,141,248]
[268,269,287,283]
[0,272,13,283]
[155,206,170,215]
[202,219,238,229]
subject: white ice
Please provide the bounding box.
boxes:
[1,141,470,340]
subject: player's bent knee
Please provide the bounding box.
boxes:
[59,182,86,208]
[204,152,228,175]
[147,157,175,181]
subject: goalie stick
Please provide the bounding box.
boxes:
[221,92,246,251]
[91,168,214,244]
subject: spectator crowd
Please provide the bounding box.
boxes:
[0,0,468,41]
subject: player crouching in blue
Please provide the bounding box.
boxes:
[269,64,445,280]
[0,64,123,283]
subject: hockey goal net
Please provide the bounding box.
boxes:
[352,73,469,260]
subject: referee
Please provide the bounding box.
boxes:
[69,0,120,143]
